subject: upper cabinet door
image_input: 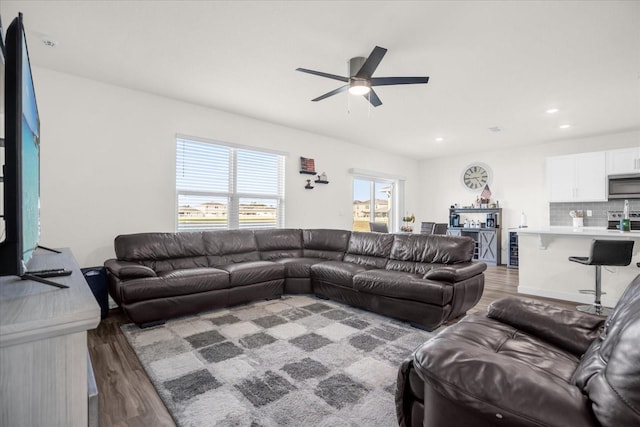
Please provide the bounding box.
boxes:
[607,147,640,175]
[574,151,607,201]
[547,151,607,202]
[547,155,575,202]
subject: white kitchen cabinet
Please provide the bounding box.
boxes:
[606,147,640,175]
[547,151,607,202]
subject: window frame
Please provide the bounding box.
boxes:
[176,135,286,231]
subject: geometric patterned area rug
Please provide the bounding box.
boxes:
[121,295,436,426]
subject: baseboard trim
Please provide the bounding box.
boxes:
[517,286,617,308]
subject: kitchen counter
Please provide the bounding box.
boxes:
[517,226,640,249]
[516,227,640,308]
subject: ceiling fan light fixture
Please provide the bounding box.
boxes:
[348,79,371,96]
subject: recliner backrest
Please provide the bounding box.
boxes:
[202,230,260,266]
[114,232,208,273]
[254,229,303,260]
[343,231,394,268]
[302,229,351,260]
[387,234,475,274]
[572,273,640,427]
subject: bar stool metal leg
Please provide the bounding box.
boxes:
[577,265,612,316]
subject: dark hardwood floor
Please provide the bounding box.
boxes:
[87,266,577,426]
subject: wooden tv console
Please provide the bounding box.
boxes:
[0,248,100,426]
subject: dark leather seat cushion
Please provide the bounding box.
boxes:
[121,267,230,303]
[353,269,453,305]
[311,260,369,287]
[217,261,284,287]
[274,257,326,278]
[413,314,593,427]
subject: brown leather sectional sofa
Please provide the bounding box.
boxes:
[396,273,640,427]
[105,228,486,329]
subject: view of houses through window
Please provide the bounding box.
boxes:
[176,137,284,231]
[352,178,394,232]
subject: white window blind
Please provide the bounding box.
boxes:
[176,137,285,231]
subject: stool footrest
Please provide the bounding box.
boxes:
[577,304,612,317]
[579,289,606,295]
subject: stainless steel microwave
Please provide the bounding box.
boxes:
[608,173,640,199]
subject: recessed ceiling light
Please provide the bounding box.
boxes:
[559,124,571,129]
[435,137,444,142]
[546,108,559,114]
[488,126,502,132]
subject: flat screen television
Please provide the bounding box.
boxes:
[0,13,66,288]
[0,12,40,277]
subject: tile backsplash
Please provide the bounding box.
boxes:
[550,200,640,227]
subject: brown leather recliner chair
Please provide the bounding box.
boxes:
[396,273,640,427]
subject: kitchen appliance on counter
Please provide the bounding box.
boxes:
[607,210,640,230]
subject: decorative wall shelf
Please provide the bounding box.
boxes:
[299,170,317,175]
[315,179,329,184]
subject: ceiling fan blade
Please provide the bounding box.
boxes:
[296,68,349,82]
[370,76,430,86]
[311,85,349,102]
[364,89,383,107]
[355,46,387,79]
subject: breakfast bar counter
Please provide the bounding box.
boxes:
[516,227,640,307]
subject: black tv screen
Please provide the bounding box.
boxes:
[0,13,41,276]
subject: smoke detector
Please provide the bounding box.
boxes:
[40,36,57,48]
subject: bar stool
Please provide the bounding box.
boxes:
[569,239,634,316]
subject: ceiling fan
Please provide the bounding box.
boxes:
[296,46,429,107]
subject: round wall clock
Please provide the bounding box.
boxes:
[461,162,492,191]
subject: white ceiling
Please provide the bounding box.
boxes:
[2,1,639,159]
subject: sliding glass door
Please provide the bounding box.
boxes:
[352,178,395,232]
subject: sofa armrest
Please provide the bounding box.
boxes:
[104,259,157,279]
[487,296,605,356]
[423,262,487,283]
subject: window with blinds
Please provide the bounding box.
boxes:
[176,137,285,231]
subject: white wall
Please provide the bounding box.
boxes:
[34,68,420,267]
[417,130,640,261]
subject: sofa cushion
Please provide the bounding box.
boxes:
[255,229,303,260]
[120,267,230,303]
[311,260,369,288]
[217,261,284,287]
[572,273,640,427]
[302,229,350,259]
[353,270,453,306]
[274,257,326,278]
[202,230,261,265]
[343,232,394,268]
